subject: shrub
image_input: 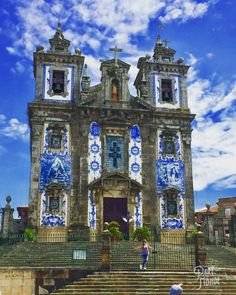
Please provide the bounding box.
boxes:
[24,228,36,241]
[132,227,151,241]
[108,221,123,241]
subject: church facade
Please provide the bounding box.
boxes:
[28,23,195,238]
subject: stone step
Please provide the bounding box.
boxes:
[50,271,236,295]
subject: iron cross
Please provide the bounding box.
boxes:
[109,46,123,65]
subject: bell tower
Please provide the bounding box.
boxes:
[134,35,189,109]
[28,23,84,240]
[134,35,195,231]
[33,21,84,102]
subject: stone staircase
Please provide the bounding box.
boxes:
[111,241,195,271]
[207,244,236,268]
[0,241,101,268]
[51,271,236,295]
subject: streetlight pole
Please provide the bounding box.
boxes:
[122,211,133,240]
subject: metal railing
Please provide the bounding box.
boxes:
[111,232,195,271]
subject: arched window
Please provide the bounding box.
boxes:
[161,79,173,102]
[111,78,120,101]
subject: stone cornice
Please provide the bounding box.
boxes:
[28,101,195,128]
[33,52,84,77]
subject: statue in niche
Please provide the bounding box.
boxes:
[166,193,178,216]
[46,188,62,214]
[111,79,120,101]
[49,195,60,213]
[164,138,175,155]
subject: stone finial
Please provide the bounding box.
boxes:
[206,202,211,211]
[81,64,91,93]
[55,20,64,40]
[49,21,70,53]
[177,58,184,64]
[145,54,151,61]
[157,35,163,47]
[75,48,81,55]
[36,45,44,52]
[5,195,12,208]
[84,64,89,77]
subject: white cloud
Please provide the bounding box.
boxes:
[4,0,214,63]
[160,0,211,23]
[0,114,6,124]
[6,47,16,55]
[11,61,26,74]
[206,52,214,59]
[188,53,236,191]
[213,174,236,190]
[1,118,29,141]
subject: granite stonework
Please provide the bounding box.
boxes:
[28,24,195,236]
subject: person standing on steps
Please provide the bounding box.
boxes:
[137,239,152,270]
[169,283,183,295]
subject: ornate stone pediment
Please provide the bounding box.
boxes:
[101,115,130,124]
[88,172,143,190]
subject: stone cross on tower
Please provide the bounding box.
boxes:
[109,46,123,66]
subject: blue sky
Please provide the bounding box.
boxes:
[0,0,236,212]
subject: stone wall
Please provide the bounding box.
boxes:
[0,270,35,295]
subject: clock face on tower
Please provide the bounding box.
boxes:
[43,64,74,101]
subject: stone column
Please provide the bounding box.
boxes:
[182,131,195,228]
[205,203,214,243]
[1,196,15,237]
[195,225,207,268]
[229,203,236,247]
[101,222,111,271]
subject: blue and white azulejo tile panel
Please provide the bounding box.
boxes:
[129,125,142,184]
[40,190,67,227]
[156,158,185,193]
[156,129,186,229]
[88,122,102,184]
[39,123,71,227]
[43,123,70,153]
[160,193,185,229]
[134,192,143,229]
[88,190,96,229]
[39,153,71,191]
[158,131,182,160]
[156,130,185,192]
